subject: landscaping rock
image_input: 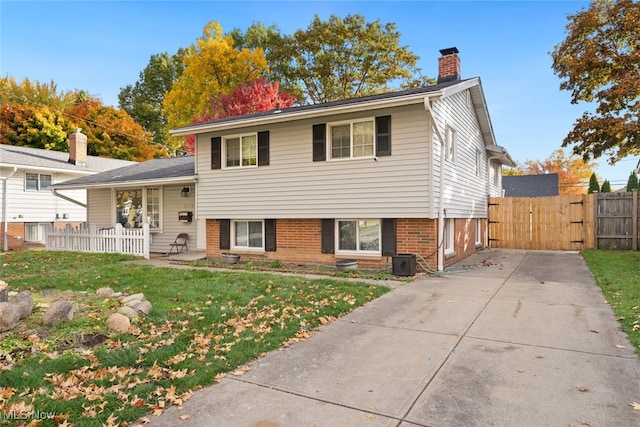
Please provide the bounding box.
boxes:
[120,293,145,304]
[0,280,8,302]
[132,300,152,315]
[96,287,114,296]
[106,313,130,333]
[0,302,21,332]
[9,291,34,319]
[117,306,138,320]
[42,300,74,326]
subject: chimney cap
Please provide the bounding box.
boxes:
[439,47,459,56]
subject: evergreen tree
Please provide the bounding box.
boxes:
[600,180,612,193]
[627,172,639,191]
[588,172,600,193]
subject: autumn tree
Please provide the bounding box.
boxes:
[588,172,600,193]
[183,78,294,154]
[118,50,186,154]
[509,149,596,195]
[0,102,71,150]
[163,22,268,131]
[551,0,640,164]
[66,96,165,161]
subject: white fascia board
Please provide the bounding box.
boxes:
[52,177,196,191]
[169,91,443,136]
[0,163,97,176]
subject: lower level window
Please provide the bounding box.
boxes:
[475,218,482,246]
[444,218,455,255]
[233,220,264,249]
[337,219,380,254]
[25,222,49,243]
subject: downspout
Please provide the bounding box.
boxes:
[51,188,87,208]
[424,97,446,272]
[2,167,18,251]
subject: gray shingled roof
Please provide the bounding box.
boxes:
[52,156,195,189]
[503,174,559,197]
[0,144,134,172]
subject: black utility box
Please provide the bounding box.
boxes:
[392,253,416,276]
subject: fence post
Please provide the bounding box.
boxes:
[65,223,73,250]
[143,223,150,259]
[115,223,123,254]
[633,189,638,251]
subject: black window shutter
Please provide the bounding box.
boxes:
[381,218,397,256]
[313,124,327,162]
[265,219,276,251]
[321,219,335,253]
[211,137,222,169]
[376,116,392,156]
[258,131,270,166]
[219,219,230,250]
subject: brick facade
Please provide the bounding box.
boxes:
[206,217,485,272]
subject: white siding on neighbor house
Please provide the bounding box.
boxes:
[87,185,198,253]
[429,90,491,218]
[4,169,88,223]
[195,104,433,219]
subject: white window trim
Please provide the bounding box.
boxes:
[223,132,258,169]
[445,125,457,163]
[231,219,265,252]
[475,218,482,247]
[444,218,455,257]
[335,219,382,256]
[112,186,163,233]
[328,117,376,161]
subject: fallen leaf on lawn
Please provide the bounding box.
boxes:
[138,417,151,424]
[629,402,640,410]
[576,386,589,392]
[180,414,191,420]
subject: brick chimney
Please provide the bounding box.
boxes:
[68,128,87,166]
[437,47,460,84]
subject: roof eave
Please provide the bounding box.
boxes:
[52,176,197,191]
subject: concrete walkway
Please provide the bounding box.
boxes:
[148,249,640,427]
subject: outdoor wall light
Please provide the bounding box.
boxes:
[181,186,191,197]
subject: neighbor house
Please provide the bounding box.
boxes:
[169,47,515,272]
[50,155,200,253]
[0,130,134,251]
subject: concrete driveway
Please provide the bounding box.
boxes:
[149,249,640,426]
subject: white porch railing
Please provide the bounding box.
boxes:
[45,223,150,259]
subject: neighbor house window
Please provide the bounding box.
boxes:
[444,218,455,255]
[445,126,456,162]
[232,220,264,250]
[225,134,257,168]
[115,188,162,230]
[330,119,374,159]
[25,222,49,243]
[337,219,381,254]
[25,173,52,191]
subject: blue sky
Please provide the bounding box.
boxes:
[1,0,637,188]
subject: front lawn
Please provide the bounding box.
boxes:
[582,249,640,354]
[0,251,388,426]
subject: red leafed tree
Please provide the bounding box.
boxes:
[184,78,294,154]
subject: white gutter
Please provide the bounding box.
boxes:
[1,167,18,251]
[423,97,445,272]
[51,176,197,192]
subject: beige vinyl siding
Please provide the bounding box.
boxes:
[196,104,433,219]
[151,185,197,253]
[87,188,113,227]
[429,90,491,218]
[6,170,88,222]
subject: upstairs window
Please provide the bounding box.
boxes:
[225,134,257,168]
[25,173,52,191]
[330,119,374,159]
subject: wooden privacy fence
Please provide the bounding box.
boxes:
[595,190,640,250]
[488,194,596,250]
[46,223,150,259]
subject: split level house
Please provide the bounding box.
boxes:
[168,47,515,271]
[0,130,134,251]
